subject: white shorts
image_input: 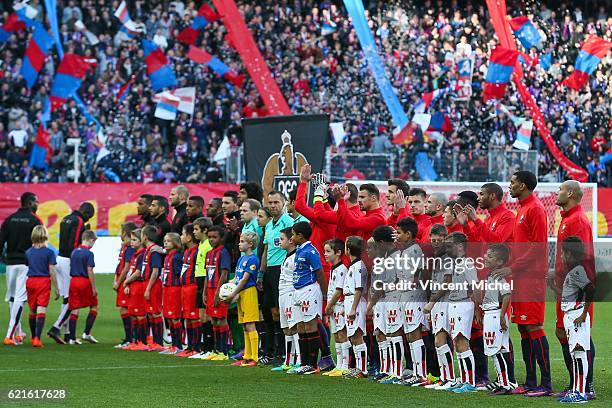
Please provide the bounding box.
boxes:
[448,301,474,340]
[4,264,28,302]
[56,256,72,298]
[431,302,449,335]
[403,301,429,334]
[483,309,510,356]
[384,293,404,335]
[293,283,322,324]
[345,295,366,338]
[563,308,591,352]
[330,303,346,334]
[279,291,296,329]
[373,302,386,333]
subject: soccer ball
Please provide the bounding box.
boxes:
[219,282,238,302]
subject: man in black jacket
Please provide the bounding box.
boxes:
[137,194,155,227]
[1,192,41,345]
[186,196,205,224]
[149,196,172,245]
[169,185,189,233]
[48,202,95,344]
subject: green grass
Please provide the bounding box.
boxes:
[0,274,610,407]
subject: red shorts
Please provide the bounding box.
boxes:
[145,279,162,315]
[511,301,545,326]
[116,281,128,308]
[556,299,594,328]
[128,281,146,316]
[163,285,182,319]
[181,284,199,319]
[26,277,51,310]
[68,277,98,309]
[205,286,228,319]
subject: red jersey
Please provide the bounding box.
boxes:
[162,249,183,287]
[205,246,231,288]
[313,199,361,241]
[510,194,548,297]
[386,207,412,227]
[464,204,515,243]
[337,199,386,241]
[128,248,146,281]
[555,204,594,287]
[181,245,198,286]
[115,244,135,277]
[412,213,432,242]
[141,244,164,281]
[294,182,336,256]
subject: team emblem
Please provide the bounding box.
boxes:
[519,214,525,223]
[285,307,293,319]
[484,331,496,346]
[405,309,414,322]
[262,130,308,201]
[301,301,310,312]
[387,310,397,323]
[492,221,497,230]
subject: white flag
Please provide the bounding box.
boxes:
[172,87,196,116]
[154,92,180,120]
[329,122,345,147]
[214,136,231,163]
[513,120,533,151]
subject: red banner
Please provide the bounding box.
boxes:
[212,0,291,116]
[0,183,238,248]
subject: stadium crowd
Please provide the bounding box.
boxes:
[0,0,610,185]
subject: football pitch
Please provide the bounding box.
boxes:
[0,274,610,407]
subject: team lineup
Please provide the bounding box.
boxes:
[0,165,596,404]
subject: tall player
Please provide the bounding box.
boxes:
[169,185,190,233]
[1,192,41,345]
[492,171,551,397]
[458,183,514,243]
[554,181,596,400]
[49,202,95,344]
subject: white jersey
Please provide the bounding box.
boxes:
[400,244,427,303]
[327,263,347,302]
[279,252,296,296]
[343,259,367,300]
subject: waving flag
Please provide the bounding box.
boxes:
[143,39,177,91]
[74,20,99,45]
[563,36,612,90]
[412,112,453,133]
[513,120,533,151]
[0,13,26,43]
[422,86,455,109]
[509,16,542,49]
[482,46,519,102]
[117,75,136,103]
[21,21,54,88]
[188,46,245,87]
[114,1,145,33]
[177,3,219,45]
[49,54,95,111]
[172,87,196,115]
[539,52,552,71]
[321,21,337,36]
[153,92,180,120]
[29,125,52,169]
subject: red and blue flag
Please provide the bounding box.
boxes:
[509,16,542,49]
[143,39,177,91]
[188,46,245,87]
[21,21,54,88]
[563,36,612,90]
[29,125,53,169]
[49,54,95,111]
[0,11,34,43]
[177,4,219,45]
[482,46,519,102]
[427,111,453,133]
